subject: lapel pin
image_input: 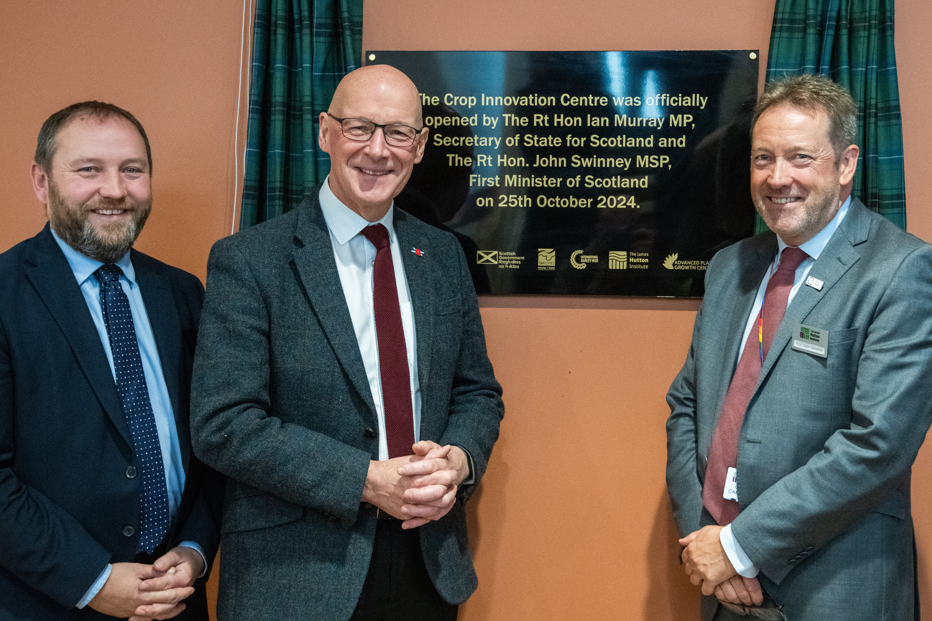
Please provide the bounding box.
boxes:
[805,275,823,291]
[411,248,425,257]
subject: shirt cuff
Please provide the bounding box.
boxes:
[76,564,111,609]
[720,524,759,578]
[179,541,208,578]
[454,445,475,485]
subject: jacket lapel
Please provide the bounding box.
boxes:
[759,200,868,381]
[395,210,435,392]
[290,198,377,417]
[24,226,133,448]
[714,236,777,413]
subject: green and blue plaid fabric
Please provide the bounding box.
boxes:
[762,0,905,231]
[240,0,362,229]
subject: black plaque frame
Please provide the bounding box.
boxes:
[368,50,760,297]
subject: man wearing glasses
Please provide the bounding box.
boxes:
[191,65,503,620]
[666,74,932,620]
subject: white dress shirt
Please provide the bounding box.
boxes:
[318,178,421,461]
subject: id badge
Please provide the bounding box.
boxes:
[792,323,828,358]
[724,467,738,501]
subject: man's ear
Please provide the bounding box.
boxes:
[31,162,50,205]
[319,112,333,154]
[413,127,429,164]
[837,144,859,186]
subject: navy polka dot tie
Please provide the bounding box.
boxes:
[96,264,169,554]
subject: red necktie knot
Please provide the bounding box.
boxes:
[778,246,808,272]
[361,224,390,250]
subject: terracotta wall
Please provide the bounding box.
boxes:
[2,1,932,619]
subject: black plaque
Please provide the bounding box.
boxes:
[368,51,759,296]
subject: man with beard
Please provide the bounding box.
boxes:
[666,74,932,619]
[0,102,221,621]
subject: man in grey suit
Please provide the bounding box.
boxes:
[191,65,503,620]
[666,74,932,619]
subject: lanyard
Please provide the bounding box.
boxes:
[758,258,779,365]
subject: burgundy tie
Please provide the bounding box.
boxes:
[703,247,808,525]
[360,224,415,458]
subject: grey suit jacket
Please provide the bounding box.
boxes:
[666,199,932,620]
[191,191,504,621]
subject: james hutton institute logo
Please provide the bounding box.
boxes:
[609,251,627,269]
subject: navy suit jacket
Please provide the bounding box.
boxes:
[0,225,222,620]
[667,200,932,620]
[191,192,504,621]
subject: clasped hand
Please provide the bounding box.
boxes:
[363,440,468,529]
[679,526,763,608]
[88,545,204,621]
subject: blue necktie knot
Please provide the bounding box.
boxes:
[96,263,122,284]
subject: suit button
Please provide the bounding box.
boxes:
[363,427,377,439]
[122,526,135,537]
[126,466,137,479]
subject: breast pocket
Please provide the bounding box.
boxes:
[826,327,859,368]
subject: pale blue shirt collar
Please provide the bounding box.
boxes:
[774,195,851,263]
[49,226,135,286]
[318,176,398,245]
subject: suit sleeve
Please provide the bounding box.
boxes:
[190,237,372,526]
[665,302,705,538]
[436,241,504,498]
[665,251,722,539]
[0,305,111,608]
[732,243,932,584]
[172,462,224,577]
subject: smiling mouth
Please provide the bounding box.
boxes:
[93,209,128,216]
[771,197,801,204]
[358,167,391,177]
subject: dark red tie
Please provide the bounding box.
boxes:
[360,224,415,458]
[703,247,808,525]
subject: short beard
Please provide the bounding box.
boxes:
[48,180,151,264]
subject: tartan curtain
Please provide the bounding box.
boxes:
[240,0,362,229]
[763,0,906,231]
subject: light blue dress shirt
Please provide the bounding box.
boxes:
[49,230,204,607]
[721,196,851,578]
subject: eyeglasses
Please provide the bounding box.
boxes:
[326,112,424,147]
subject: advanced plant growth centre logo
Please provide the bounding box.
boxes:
[663,253,708,271]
